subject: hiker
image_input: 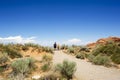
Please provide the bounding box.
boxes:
[53,42,57,50]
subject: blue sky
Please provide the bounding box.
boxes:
[0,0,120,45]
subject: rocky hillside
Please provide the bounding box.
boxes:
[87,37,120,48]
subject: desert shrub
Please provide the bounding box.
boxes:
[92,54,111,66]
[88,54,95,62]
[11,57,36,75]
[22,46,29,51]
[111,53,120,64]
[0,66,4,73]
[5,43,22,52]
[41,63,51,72]
[92,42,120,56]
[0,64,9,74]
[61,45,68,50]
[84,53,89,58]
[67,47,75,54]
[110,43,120,64]
[26,57,36,71]
[12,44,22,51]
[0,52,9,74]
[24,43,41,52]
[55,60,76,80]
[71,45,78,48]
[92,44,104,56]
[24,43,39,48]
[3,46,22,59]
[11,59,29,74]
[42,54,53,62]
[0,44,23,59]
[41,54,53,72]
[43,47,53,54]
[0,52,9,64]
[91,42,120,64]
[76,53,85,59]
[0,43,4,48]
[80,47,90,52]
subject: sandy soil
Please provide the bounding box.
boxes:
[53,51,120,80]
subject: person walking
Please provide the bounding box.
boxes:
[53,42,57,50]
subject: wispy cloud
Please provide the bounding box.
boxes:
[68,38,81,43]
[0,36,36,44]
[60,38,82,45]
[0,36,90,46]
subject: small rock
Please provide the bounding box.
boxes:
[32,75,41,80]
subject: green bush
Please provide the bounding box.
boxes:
[3,46,22,59]
[88,54,95,62]
[111,53,120,64]
[41,54,53,72]
[26,57,36,71]
[22,46,29,51]
[11,57,36,75]
[0,52,9,64]
[91,42,120,64]
[0,66,4,73]
[84,53,89,58]
[0,43,4,49]
[80,47,90,52]
[76,53,85,59]
[55,60,76,80]
[92,54,111,66]
[10,44,22,51]
[11,59,29,74]
[61,45,68,50]
[92,42,120,56]
[24,43,40,48]
[41,63,51,72]
[42,54,53,62]
[0,44,22,59]
[43,47,53,54]
[67,47,75,54]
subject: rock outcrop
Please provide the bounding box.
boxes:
[87,36,120,48]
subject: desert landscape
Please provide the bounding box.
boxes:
[0,0,120,80]
[0,37,120,80]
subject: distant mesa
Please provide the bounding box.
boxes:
[87,36,120,48]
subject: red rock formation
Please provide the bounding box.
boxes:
[86,43,96,49]
[87,37,120,48]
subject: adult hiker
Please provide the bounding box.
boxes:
[53,42,57,50]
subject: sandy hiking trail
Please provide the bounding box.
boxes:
[53,51,120,80]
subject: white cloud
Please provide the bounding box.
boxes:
[68,38,81,43]
[0,36,36,44]
[37,40,54,46]
[0,36,90,46]
[60,38,82,45]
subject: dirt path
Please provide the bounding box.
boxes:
[53,51,120,80]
